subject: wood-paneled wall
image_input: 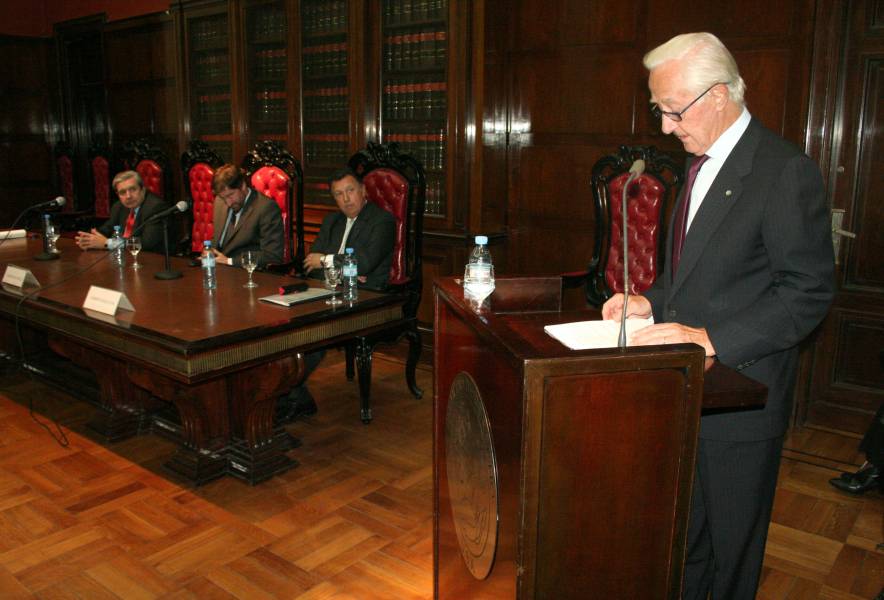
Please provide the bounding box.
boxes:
[0,36,57,227]
[492,0,817,278]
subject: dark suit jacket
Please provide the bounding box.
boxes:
[310,201,396,290]
[212,189,285,268]
[645,117,834,442]
[98,193,170,253]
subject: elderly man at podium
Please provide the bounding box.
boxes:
[602,32,834,599]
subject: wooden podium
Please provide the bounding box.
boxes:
[433,276,765,599]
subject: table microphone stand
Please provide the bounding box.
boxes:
[154,221,181,280]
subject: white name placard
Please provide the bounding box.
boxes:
[2,265,40,288]
[82,285,135,316]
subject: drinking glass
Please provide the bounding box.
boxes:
[324,263,343,305]
[242,250,258,288]
[126,236,142,269]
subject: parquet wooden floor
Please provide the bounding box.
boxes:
[0,351,880,599]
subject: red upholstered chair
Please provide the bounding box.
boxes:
[54,141,75,212]
[122,137,172,201]
[241,140,304,271]
[181,141,223,254]
[344,141,426,423]
[89,141,112,219]
[564,145,681,306]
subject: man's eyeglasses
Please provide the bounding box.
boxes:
[650,82,725,122]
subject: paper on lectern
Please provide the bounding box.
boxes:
[544,317,654,350]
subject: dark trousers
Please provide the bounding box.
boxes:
[682,436,784,600]
[860,402,884,468]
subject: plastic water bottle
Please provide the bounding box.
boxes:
[343,247,358,301]
[109,225,125,267]
[463,235,495,302]
[41,213,56,255]
[202,240,216,290]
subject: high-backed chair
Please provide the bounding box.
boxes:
[241,140,304,272]
[345,141,426,423]
[181,141,224,253]
[564,145,681,307]
[89,141,112,219]
[54,141,75,211]
[123,137,172,201]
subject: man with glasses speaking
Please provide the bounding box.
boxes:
[208,164,284,269]
[75,170,171,253]
[602,33,834,599]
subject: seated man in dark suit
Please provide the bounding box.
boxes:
[277,168,396,423]
[208,164,284,268]
[303,167,396,290]
[75,170,171,253]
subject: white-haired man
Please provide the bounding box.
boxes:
[602,33,834,599]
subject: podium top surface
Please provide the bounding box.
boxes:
[434,275,766,409]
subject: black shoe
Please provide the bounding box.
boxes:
[829,464,880,495]
[276,386,318,424]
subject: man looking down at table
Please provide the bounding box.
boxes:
[208,164,284,269]
[276,168,396,423]
[75,170,171,252]
[601,32,834,599]
[302,167,396,290]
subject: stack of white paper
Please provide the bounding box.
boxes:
[544,317,654,350]
[0,229,26,240]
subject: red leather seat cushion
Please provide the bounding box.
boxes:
[363,168,407,285]
[189,162,216,253]
[136,160,164,199]
[605,172,665,295]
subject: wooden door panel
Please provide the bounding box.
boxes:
[805,0,884,425]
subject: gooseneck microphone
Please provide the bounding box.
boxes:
[618,159,646,349]
[29,196,66,211]
[144,200,188,223]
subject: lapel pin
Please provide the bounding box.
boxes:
[725,190,733,197]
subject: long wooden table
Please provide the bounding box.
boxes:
[0,237,407,484]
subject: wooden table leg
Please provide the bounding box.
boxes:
[227,353,304,484]
[127,365,229,486]
[48,339,149,441]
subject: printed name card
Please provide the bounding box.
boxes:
[82,285,135,316]
[2,265,40,288]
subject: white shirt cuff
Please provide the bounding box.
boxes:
[322,254,335,268]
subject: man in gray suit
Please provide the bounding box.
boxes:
[602,33,834,599]
[209,164,284,268]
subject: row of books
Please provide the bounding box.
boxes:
[304,89,349,121]
[384,131,446,171]
[249,7,286,41]
[252,48,287,79]
[383,81,447,121]
[303,43,348,78]
[383,29,446,71]
[194,53,230,85]
[303,135,350,166]
[253,90,287,123]
[383,0,448,25]
[302,0,348,35]
[191,17,228,50]
[424,175,445,215]
[196,93,232,123]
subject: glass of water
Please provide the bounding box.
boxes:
[324,263,343,305]
[126,236,142,269]
[242,250,258,288]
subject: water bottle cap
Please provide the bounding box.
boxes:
[113,225,121,233]
[345,247,354,254]
[203,240,212,247]
[475,235,488,245]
